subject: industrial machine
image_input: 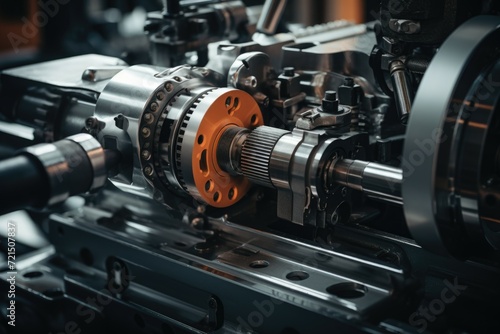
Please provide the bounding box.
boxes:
[1,0,500,333]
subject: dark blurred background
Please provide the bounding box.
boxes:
[0,0,377,69]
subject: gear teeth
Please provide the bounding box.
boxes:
[240,126,289,187]
[175,88,217,191]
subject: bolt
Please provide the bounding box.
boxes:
[324,90,337,101]
[283,67,295,77]
[322,91,339,114]
[150,102,159,112]
[156,91,165,101]
[141,150,151,160]
[344,77,354,87]
[141,127,151,138]
[165,82,174,92]
[143,113,154,124]
[144,166,153,176]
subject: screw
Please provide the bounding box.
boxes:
[144,166,153,176]
[165,82,174,92]
[143,113,154,124]
[156,91,165,101]
[141,127,151,138]
[150,102,159,112]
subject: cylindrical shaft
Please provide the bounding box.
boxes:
[0,155,49,213]
[333,159,403,205]
[0,134,113,214]
[390,60,413,125]
[256,0,288,35]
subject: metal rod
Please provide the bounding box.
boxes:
[390,60,413,125]
[256,0,288,35]
[332,159,403,205]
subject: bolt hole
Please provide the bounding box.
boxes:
[134,314,145,329]
[250,114,258,125]
[213,191,221,202]
[225,96,232,107]
[286,271,309,281]
[199,149,208,174]
[228,187,236,200]
[326,282,367,299]
[23,271,43,279]
[249,260,269,269]
[197,134,204,145]
[205,180,213,192]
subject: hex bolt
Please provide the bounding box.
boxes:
[324,90,337,101]
[322,90,340,114]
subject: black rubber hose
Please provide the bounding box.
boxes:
[0,154,49,213]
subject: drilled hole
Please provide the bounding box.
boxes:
[205,180,213,192]
[249,260,269,269]
[225,96,232,107]
[326,282,367,299]
[199,149,208,174]
[250,114,258,125]
[197,134,204,145]
[213,191,221,202]
[286,271,309,281]
[228,187,236,200]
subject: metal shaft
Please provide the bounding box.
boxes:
[390,60,413,125]
[332,159,403,205]
[256,0,288,35]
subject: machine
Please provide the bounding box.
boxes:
[1,0,500,333]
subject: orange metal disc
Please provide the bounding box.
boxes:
[188,88,263,207]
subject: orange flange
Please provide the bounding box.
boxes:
[188,88,263,207]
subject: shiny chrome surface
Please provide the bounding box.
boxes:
[403,15,500,255]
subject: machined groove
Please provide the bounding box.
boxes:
[240,126,289,187]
